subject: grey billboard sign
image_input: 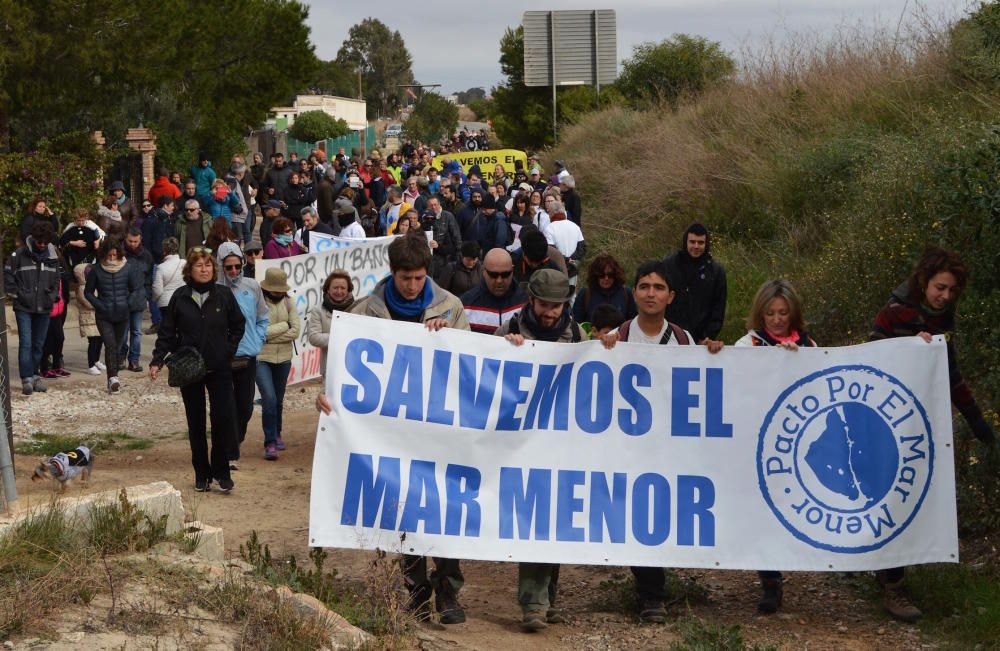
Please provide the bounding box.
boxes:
[523,10,617,88]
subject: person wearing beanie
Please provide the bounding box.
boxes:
[662,222,727,343]
[511,228,565,284]
[439,240,482,298]
[191,152,217,197]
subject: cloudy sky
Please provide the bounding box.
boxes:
[306,0,969,95]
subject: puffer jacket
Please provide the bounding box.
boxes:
[73,263,99,337]
[4,237,61,314]
[203,191,243,225]
[152,284,245,372]
[350,277,470,330]
[259,296,300,364]
[83,260,145,322]
[152,255,186,307]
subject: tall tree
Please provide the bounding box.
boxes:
[335,18,414,119]
[403,93,458,144]
[309,59,359,98]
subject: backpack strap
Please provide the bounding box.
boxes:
[668,322,690,345]
[571,322,583,343]
[508,317,520,335]
[616,318,632,340]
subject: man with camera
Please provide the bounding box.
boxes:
[421,196,462,283]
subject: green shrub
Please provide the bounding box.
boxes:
[288,110,350,144]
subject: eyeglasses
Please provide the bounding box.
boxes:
[186,208,199,212]
[142,203,152,208]
[190,246,213,254]
[224,264,242,270]
[485,269,513,279]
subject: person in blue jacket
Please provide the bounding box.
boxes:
[217,241,269,468]
[191,152,217,196]
[203,179,243,228]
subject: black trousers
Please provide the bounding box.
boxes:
[631,566,670,603]
[230,358,257,460]
[402,555,464,596]
[40,311,67,371]
[181,367,236,483]
[96,319,128,381]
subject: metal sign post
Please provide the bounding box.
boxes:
[523,9,618,142]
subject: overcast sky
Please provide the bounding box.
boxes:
[306,0,970,95]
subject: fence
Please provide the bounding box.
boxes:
[286,126,375,160]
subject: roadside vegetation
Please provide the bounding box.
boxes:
[552,2,1000,645]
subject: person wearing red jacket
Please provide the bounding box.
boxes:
[148,168,182,207]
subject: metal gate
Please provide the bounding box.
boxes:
[109,152,145,201]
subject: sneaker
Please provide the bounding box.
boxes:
[275,436,286,451]
[217,478,234,493]
[194,479,211,492]
[87,365,102,375]
[264,444,278,460]
[144,324,159,335]
[41,369,60,379]
[639,600,667,624]
[757,577,783,614]
[435,583,465,625]
[108,376,121,394]
[520,608,548,632]
[882,579,922,623]
[127,362,144,373]
[95,361,107,371]
[21,380,33,396]
[546,607,566,624]
[54,367,71,377]
[32,376,47,393]
[229,460,240,471]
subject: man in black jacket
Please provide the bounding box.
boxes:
[423,196,462,283]
[559,174,582,227]
[123,228,154,369]
[460,248,528,334]
[4,222,61,394]
[662,223,727,344]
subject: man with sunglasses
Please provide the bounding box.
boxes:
[175,199,211,257]
[460,248,528,334]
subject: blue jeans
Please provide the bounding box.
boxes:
[15,311,50,380]
[119,311,143,364]
[149,300,161,327]
[256,360,291,446]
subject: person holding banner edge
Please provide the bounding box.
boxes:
[734,279,818,614]
[868,246,995,623]
[495,268,589,632]
[601,260,724,624]
[317,232,470,625]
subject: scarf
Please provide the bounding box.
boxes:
[275,234,293,246]
[523,305,571,342]
[324,294,356,312]
[189,279,215,293]
[100,258,126,274]
[116,194,126,206]
[384,277,433,318]
[764,328,802,345]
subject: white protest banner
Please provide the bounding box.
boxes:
[310,314,958,571]
[255,237,395,384]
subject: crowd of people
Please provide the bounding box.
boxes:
[4,141,994,632]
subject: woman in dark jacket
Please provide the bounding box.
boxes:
[282,171,315,229]
[84,237,145,394]
[572,254,638,325]
[150,248,245,493]
[867,246,994,623]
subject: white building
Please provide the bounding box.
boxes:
[267,95,367,132]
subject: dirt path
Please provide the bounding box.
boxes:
[9,377,933,650]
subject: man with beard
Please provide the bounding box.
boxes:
[456,188,483,242]
[494,269,586,632]
[662,223,727,344]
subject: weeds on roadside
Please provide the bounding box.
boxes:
[589,570,709,615]
[907,563,1000,648]
[669,617,778,651]
[15,432,152,457]
[240,530,412,642]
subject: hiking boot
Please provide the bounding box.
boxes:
[264,444,278,460]
[127,362,144,373]
[21,380,33,396]
[275,436,287,451]
[546,607,566,624]
[882,580,922,623]
[32,376,47,392]
[194,479,211,492]
[144,324,159,335]
[108,376,121,394]
[435,583,465,624]
[217,478,234,494]
[520,608,548,632]
[757,578,783,614]
[639,599,667,624]
[406,585,432,622]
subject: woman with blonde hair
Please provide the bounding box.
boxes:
[734,278,816,614]
[150,247,245,493]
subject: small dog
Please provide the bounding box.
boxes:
[31,445,94,493]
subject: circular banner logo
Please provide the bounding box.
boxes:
[757,365,933,553]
